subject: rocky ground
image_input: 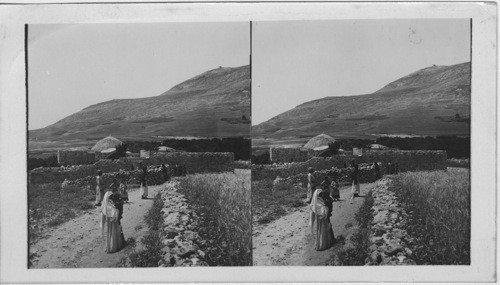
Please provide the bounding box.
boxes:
[29,185,162,268]
[157,181,208,267]
[365,178,416,265]
[253,182,378,266]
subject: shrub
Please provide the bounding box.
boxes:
[390,168,470,264]
[335,229,370,266]
[178,171,251,266]
[129,193,165,267]
[335,191,373,266]
[28,155,59,171]
[129,231,164,267]
[145,192,164,231]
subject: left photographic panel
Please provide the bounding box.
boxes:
[27,23,252,268]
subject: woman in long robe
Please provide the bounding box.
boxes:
[95,170,105,206]
[100,187,125,253]
[140,166,148,199]
[310,186,335,251]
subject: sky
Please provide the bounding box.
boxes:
[28,23,250,130]
[252,19,471,125]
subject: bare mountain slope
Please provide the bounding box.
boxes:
[30,65,250,142]
[253,62,470,139]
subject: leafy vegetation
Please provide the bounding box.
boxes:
[334,191,374,266]
[251,151,270,165]
[28,155,59,171]
[177,170,252,266]
[375,136,470,158]
[126,137,251,160]
[390,169,470,264]
[129,192,165,267]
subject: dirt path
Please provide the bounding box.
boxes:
[30,184,163,268]
[253,182,377,266]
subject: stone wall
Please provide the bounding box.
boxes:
[63,167,167,191]
[147,152,234,174]
[361,150,447,172]
[365,179,416,265]
[157,181,208,267]
[252,150,446,181]
[30,152,234,185]
[57,150,96,166]
[273,163,381,189]
[270,147,309,163]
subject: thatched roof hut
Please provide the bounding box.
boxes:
[370,144,390,150]
[91,136,123,152]
[158,146,176,152]
[303,134,336,149]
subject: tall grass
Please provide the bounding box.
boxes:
[391,168,470,264]
[178,170,252,266]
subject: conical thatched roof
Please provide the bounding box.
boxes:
[91,136,123,152]
[303,134,336,149]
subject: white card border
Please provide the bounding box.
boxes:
[0,1,496,283]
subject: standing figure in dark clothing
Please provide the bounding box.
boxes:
[140,166,148,199]
[350,164,360,200]
[182,165,187,176]
[374,162,380,179]
[161,164,169,182]
[174,163,180,177]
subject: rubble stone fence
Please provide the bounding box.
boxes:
[61,167,167,192]
[272,163,381,191]
[365,179,416,265]
[30,152,235,185]
[252,150,446,181]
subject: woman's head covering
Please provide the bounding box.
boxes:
[100,191,118,229]
[310,188,327,217]
[308,167,314,173]
[97,170,103,176]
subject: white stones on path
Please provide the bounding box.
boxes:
[365,179,416,265]
[158,181,208,267]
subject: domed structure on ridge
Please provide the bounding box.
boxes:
[303,133,336,149]
[91,136,123,152]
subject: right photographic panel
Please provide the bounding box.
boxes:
[251,19,471,266]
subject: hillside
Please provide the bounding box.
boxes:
[30,65,251,144]
[253,62,470,140]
